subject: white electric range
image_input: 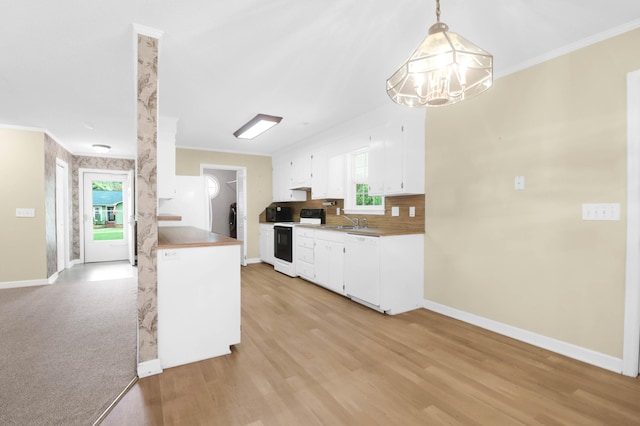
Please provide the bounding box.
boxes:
[273,209,325,277]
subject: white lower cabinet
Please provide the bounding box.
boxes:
[293,227,424,314]
[313,230,345,295]
[295,227,315,281]
[158,244,241,369]
[259,223,275,265]
[344,233,424,314]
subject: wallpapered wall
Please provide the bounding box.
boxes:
[44,134,73,278]
[136,33,159,363]
[71,156,135,260]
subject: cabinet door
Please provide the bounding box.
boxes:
[311,149,328,200]
[290,153,312,189]
[327,240,345,294]
[367,127,386,196]
[344,234,380,306]
[259,225,275,265]
[383,124,404,194]
[313,239,330,285]
[327,154,345,199]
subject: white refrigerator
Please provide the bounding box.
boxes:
[158,176,209,230]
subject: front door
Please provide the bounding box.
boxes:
[83,172,130,263]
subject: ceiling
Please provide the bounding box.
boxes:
[1,1,640,158]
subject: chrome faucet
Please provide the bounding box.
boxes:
[361,217,368,228]
[342,215,359,228]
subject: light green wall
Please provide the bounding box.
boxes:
[176,148,273,260]
[0,128,47,281]
[424,28,640,358]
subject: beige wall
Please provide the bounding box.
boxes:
[0,128,47,281]
[424,28,640,358]
[176,148,273,259]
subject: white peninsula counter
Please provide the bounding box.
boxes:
[157,226,241,369]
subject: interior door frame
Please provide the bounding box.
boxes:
[55,158,70,272]
[623,69,640,377]
[200,164,248,266]
[79,168,133,264]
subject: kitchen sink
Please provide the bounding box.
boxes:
[320,225,360,230]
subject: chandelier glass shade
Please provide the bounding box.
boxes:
[386,3,493,107]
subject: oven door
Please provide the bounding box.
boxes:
[273,225,293,263]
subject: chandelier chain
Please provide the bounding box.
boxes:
[435,0,441,22]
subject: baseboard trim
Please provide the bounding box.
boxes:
[137,359,163,378]
[245,257,262,265]
[423,299,623,374]
[48,272,59,284]
[70,259,82,267]
[0,278,50,290]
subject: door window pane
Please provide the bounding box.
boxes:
[91,180,124,241]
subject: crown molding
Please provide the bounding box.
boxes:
[496,18,640,79]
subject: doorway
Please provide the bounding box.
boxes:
[202,165,247,266]
[82,171,132,263]
[623,69,640,376]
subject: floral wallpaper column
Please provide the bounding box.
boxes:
[137,33,159,363]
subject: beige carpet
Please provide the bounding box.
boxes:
[0,262,137,426]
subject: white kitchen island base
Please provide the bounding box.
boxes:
[157,228,241,370]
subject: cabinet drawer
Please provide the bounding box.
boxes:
[296,227,315,238]
[297,236,314,250]
[296,260,314,279]
[297,246,314,263]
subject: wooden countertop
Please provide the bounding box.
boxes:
[157,214,182,221]
[158,226,242,249]
[289,223,424,237]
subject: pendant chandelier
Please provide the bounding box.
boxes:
[386,0,493,107]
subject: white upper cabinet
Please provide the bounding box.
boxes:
[289,153,312,189]
[327,154,345,199]
[272,156,306,202]
[367,124,387,195]
[157,116,179,199]
[311,148,329,200]
[368,119,424,196]
[271,104,424,201]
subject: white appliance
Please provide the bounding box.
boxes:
[158,176,209,229]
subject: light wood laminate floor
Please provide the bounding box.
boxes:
[103,263,640,425]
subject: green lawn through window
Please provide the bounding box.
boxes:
[93,227,124,241]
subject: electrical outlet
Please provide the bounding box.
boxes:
[336,207,340,215]
[409,206,416,217]
[161,250,179,260]
[391,206,399,217]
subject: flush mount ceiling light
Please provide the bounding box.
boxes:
[386,0,493,107]
[92,144,111,153]
[233,114,283,140]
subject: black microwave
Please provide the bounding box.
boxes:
[265,206,293,222]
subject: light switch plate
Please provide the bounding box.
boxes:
[336,207,340,215]
[16,208,35,217]
[391,206,399,217]
[514,176,525,190]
